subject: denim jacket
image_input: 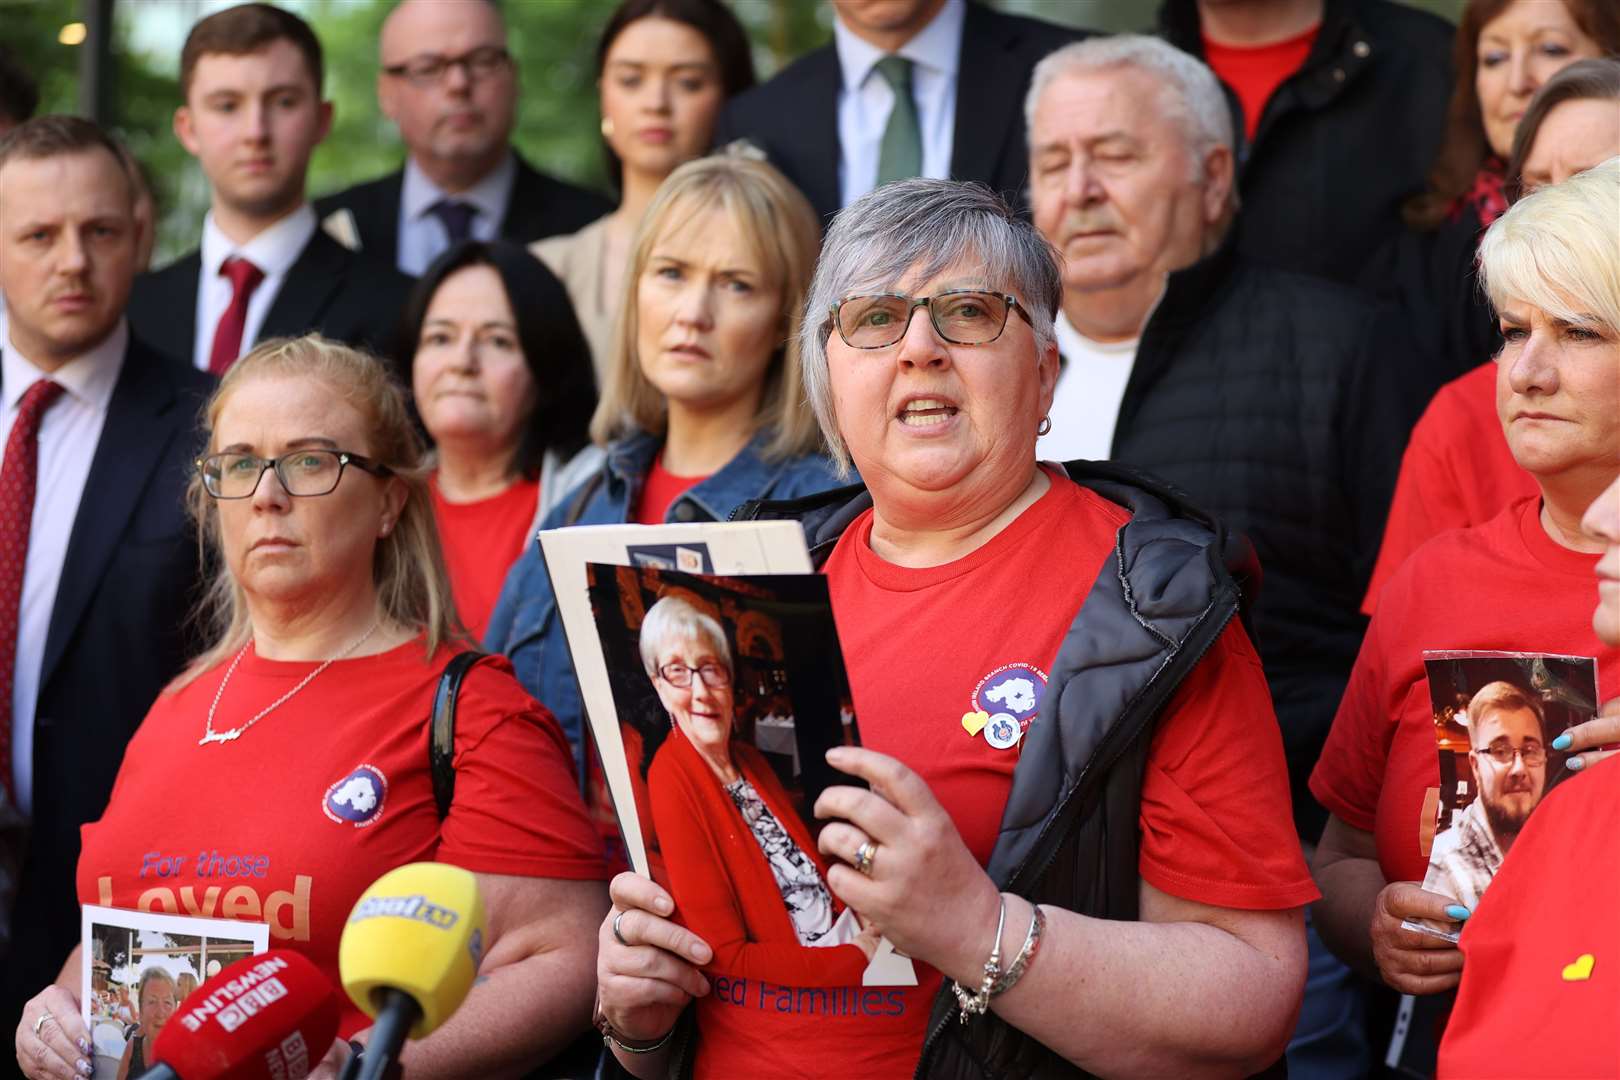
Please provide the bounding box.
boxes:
[483,428,844,777]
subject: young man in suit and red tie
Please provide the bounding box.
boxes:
[0,115,212,1052]
[128,4,410,374]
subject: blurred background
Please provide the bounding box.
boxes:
[0,0,1466,265]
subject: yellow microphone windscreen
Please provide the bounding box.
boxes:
[338,862,487,1038]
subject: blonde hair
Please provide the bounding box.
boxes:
[1479,156,1620,337]
[589,153,824,460]
[174,335,459,687]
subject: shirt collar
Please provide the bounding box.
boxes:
[3,318,127,414]
[401,151,516,226]
[200,203,317,280]
[835,0,965,94]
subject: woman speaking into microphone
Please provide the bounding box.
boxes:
[15,336,609,1080]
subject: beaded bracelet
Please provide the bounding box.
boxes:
[951,893,1007,1023]
[993,902,1046,995]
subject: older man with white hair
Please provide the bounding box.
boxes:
[1026,35,1413,1075]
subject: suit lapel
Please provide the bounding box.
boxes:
[144,255,202,366]
[39,341,188,687]
[499,154,541,240]
[257,232,347,344]
[798,50,843,222]
[356,172,404,266]
[947,4,1024,191]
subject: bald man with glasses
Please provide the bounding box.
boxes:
[315,0,609,276]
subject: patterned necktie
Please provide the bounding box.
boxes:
[209,256,266,375]
[874,55,923,187]
[429,199,478,246]
[0,377,66,803]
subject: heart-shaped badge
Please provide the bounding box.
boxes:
[961,710,989,736]
[1562,954,1596,982]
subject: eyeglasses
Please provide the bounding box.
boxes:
[382,46,511,87]
[197,450,393,499]
[829,290,1034,350]
[657,661,732,689]
[1472,741,1547,767]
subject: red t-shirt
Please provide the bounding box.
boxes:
[635,455,707,525]
[77,642,607,1037]
[1362,362,1536,614]
[1202,23,1320,140]
[1312,496,1617,886]
[1438,757,1620,1077]
[430,473,540,640]
[683,473,1317,1077]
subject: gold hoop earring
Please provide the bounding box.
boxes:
[1037,416,1052,437]
[600,116,615,139]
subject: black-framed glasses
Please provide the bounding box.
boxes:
[829,290,1034,350]
[1472,740,1547,767]
[382,46,511,87]
[197,450,393,499]
[657,661,732,689]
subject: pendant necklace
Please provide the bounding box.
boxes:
[198,618,382,746]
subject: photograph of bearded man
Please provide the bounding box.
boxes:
[1423,681,1549,910]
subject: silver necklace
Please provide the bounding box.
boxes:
[198,619,382,746]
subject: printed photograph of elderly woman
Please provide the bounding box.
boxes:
[586,565,879,984]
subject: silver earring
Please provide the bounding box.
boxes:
[1037,416,1052,437]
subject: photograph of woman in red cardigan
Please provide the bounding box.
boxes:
[637,593,880,985]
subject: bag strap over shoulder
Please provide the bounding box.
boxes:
[430,651,488,821]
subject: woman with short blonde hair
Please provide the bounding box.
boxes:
[17,336,611,1080]
[488,153,841,787]
[590,152,824,460]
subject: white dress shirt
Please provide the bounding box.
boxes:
[833,0,964,208]
[397,152,515,276]
[1037,312,1139,463]
[2,322,126,814]
[193,203,318,372]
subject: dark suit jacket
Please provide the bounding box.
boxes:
[311,151,611,269]
[712,2,1088,222]
[0,337,212,1045]
[127,228,414,368]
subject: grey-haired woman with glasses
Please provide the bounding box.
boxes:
[16,336,611,1080]
[638,596,878,994]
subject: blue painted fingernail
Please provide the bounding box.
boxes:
[1445,905,1471,920]
[1552,733,1572,751]
[1568,755,1585,771]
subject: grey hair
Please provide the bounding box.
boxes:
[1025,35,1235,175]
[1478,157,1620,339]
[638,596,732,678]
[800,178,1063,473]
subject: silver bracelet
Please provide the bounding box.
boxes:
[951,892,1007,1023]
[992,902,1046,996]
[602,1024,676,1056]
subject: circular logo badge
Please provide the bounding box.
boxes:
[972,664,1047,723]
[984,713,1023,750]
[323,764,387,827]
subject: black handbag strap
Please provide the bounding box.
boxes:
[430,651,488,820]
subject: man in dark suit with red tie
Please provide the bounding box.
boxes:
[128,4,410,374]
[0,115,211,1052]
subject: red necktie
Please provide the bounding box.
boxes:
[0,378,66,803]
[208,256,266,375]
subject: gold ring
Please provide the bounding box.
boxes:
[32,1011,53,1037]
[854,840,877,876]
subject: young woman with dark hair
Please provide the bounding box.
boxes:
[532,0,755,378]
